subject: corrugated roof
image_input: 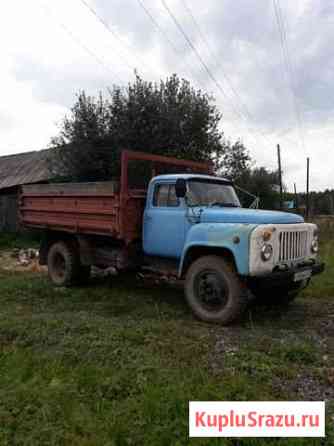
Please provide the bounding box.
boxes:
[0,149,52,190]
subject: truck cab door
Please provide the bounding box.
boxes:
[143,182,186,258]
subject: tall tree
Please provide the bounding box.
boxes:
[237,167,280,209]
[49,74,226,181]
[218,139,251,182]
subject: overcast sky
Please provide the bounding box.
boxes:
[0,0,333,191]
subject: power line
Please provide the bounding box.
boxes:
[136,0,180,58]
[273,1,297,124]
[161,0,275,153]
[76,1,134,73]
[78,0,155,77]
[279,2,306,152]
[41,3,123,86]
[181,0,210,55]
[180,0,254,124]
[42,0,277,161]
[180,0,279,150]
[182,0,308,157]
[273,0,306,154]
[135,0,206,89]
[161,0,244,120]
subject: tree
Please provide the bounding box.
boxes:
[218,139,251,182]
[49,74,226,181]
[298,189,334,215]
[237,167,280,209]
[49,92,112,181]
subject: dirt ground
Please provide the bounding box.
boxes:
[0,249,47,273]
[210,298,334,404]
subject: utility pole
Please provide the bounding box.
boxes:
[328,194,334,215]
[306,157,310,219]
[277,144,283,210]
[294,183,298,210]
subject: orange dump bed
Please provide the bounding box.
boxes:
[20,182,145,243]
[19,150,212,244]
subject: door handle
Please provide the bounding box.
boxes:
[144,215,152,221]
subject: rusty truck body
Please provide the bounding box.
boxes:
[19,150,324,324]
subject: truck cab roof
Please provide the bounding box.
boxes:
[151,173,232,184]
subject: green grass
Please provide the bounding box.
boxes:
[0,232,39,250]
[0,233,333,445]
[302,237,334,298]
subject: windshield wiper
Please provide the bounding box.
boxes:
[210,202,239,208]
[222,203,240,208]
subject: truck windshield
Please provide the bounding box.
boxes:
[187,179,241,208]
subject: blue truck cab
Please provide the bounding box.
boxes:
[142,173,324,324]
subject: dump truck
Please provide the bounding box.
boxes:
[19,150,324,324]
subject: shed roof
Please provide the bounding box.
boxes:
[0,149,52,190]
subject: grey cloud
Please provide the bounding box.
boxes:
[7,0,334,189]
[12,53,130,109]
[95,0,157,52]
[176,0,334,132]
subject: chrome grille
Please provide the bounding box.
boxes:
[279,230,308,262]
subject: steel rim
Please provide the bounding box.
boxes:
[194,269,229,312]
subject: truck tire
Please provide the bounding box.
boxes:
[47,241,80,287]
[184,255,247,324]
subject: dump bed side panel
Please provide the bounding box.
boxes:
[20,182,143,242]
[22,182,120,195]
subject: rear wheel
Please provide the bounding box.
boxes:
[47,241,81,286]
[184,255,247,324]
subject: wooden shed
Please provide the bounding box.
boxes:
[0,149,53,232]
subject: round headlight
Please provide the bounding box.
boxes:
[311,239,319,254]
[261,243,273,261]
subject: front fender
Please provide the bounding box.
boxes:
[179,223,258,276]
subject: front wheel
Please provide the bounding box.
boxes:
[184,255,247,324]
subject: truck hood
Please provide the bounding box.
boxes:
[199,207,304,225]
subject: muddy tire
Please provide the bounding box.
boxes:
[47,241,80,287]
[184,255,247,324]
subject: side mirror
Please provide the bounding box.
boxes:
[175,178,187,198]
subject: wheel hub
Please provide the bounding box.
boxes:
[53,252,66,280]
[195,270,228,312]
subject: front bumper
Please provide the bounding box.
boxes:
[249,261,325,288]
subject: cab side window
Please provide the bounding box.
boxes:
[153,184,179,207]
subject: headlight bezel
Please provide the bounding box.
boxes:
[261,243,273,261]
[311,238,319,254]
[311,226,319,254]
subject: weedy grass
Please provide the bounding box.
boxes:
[0,232,333,445]
[302,236,334,299]
[0,231,39,250]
